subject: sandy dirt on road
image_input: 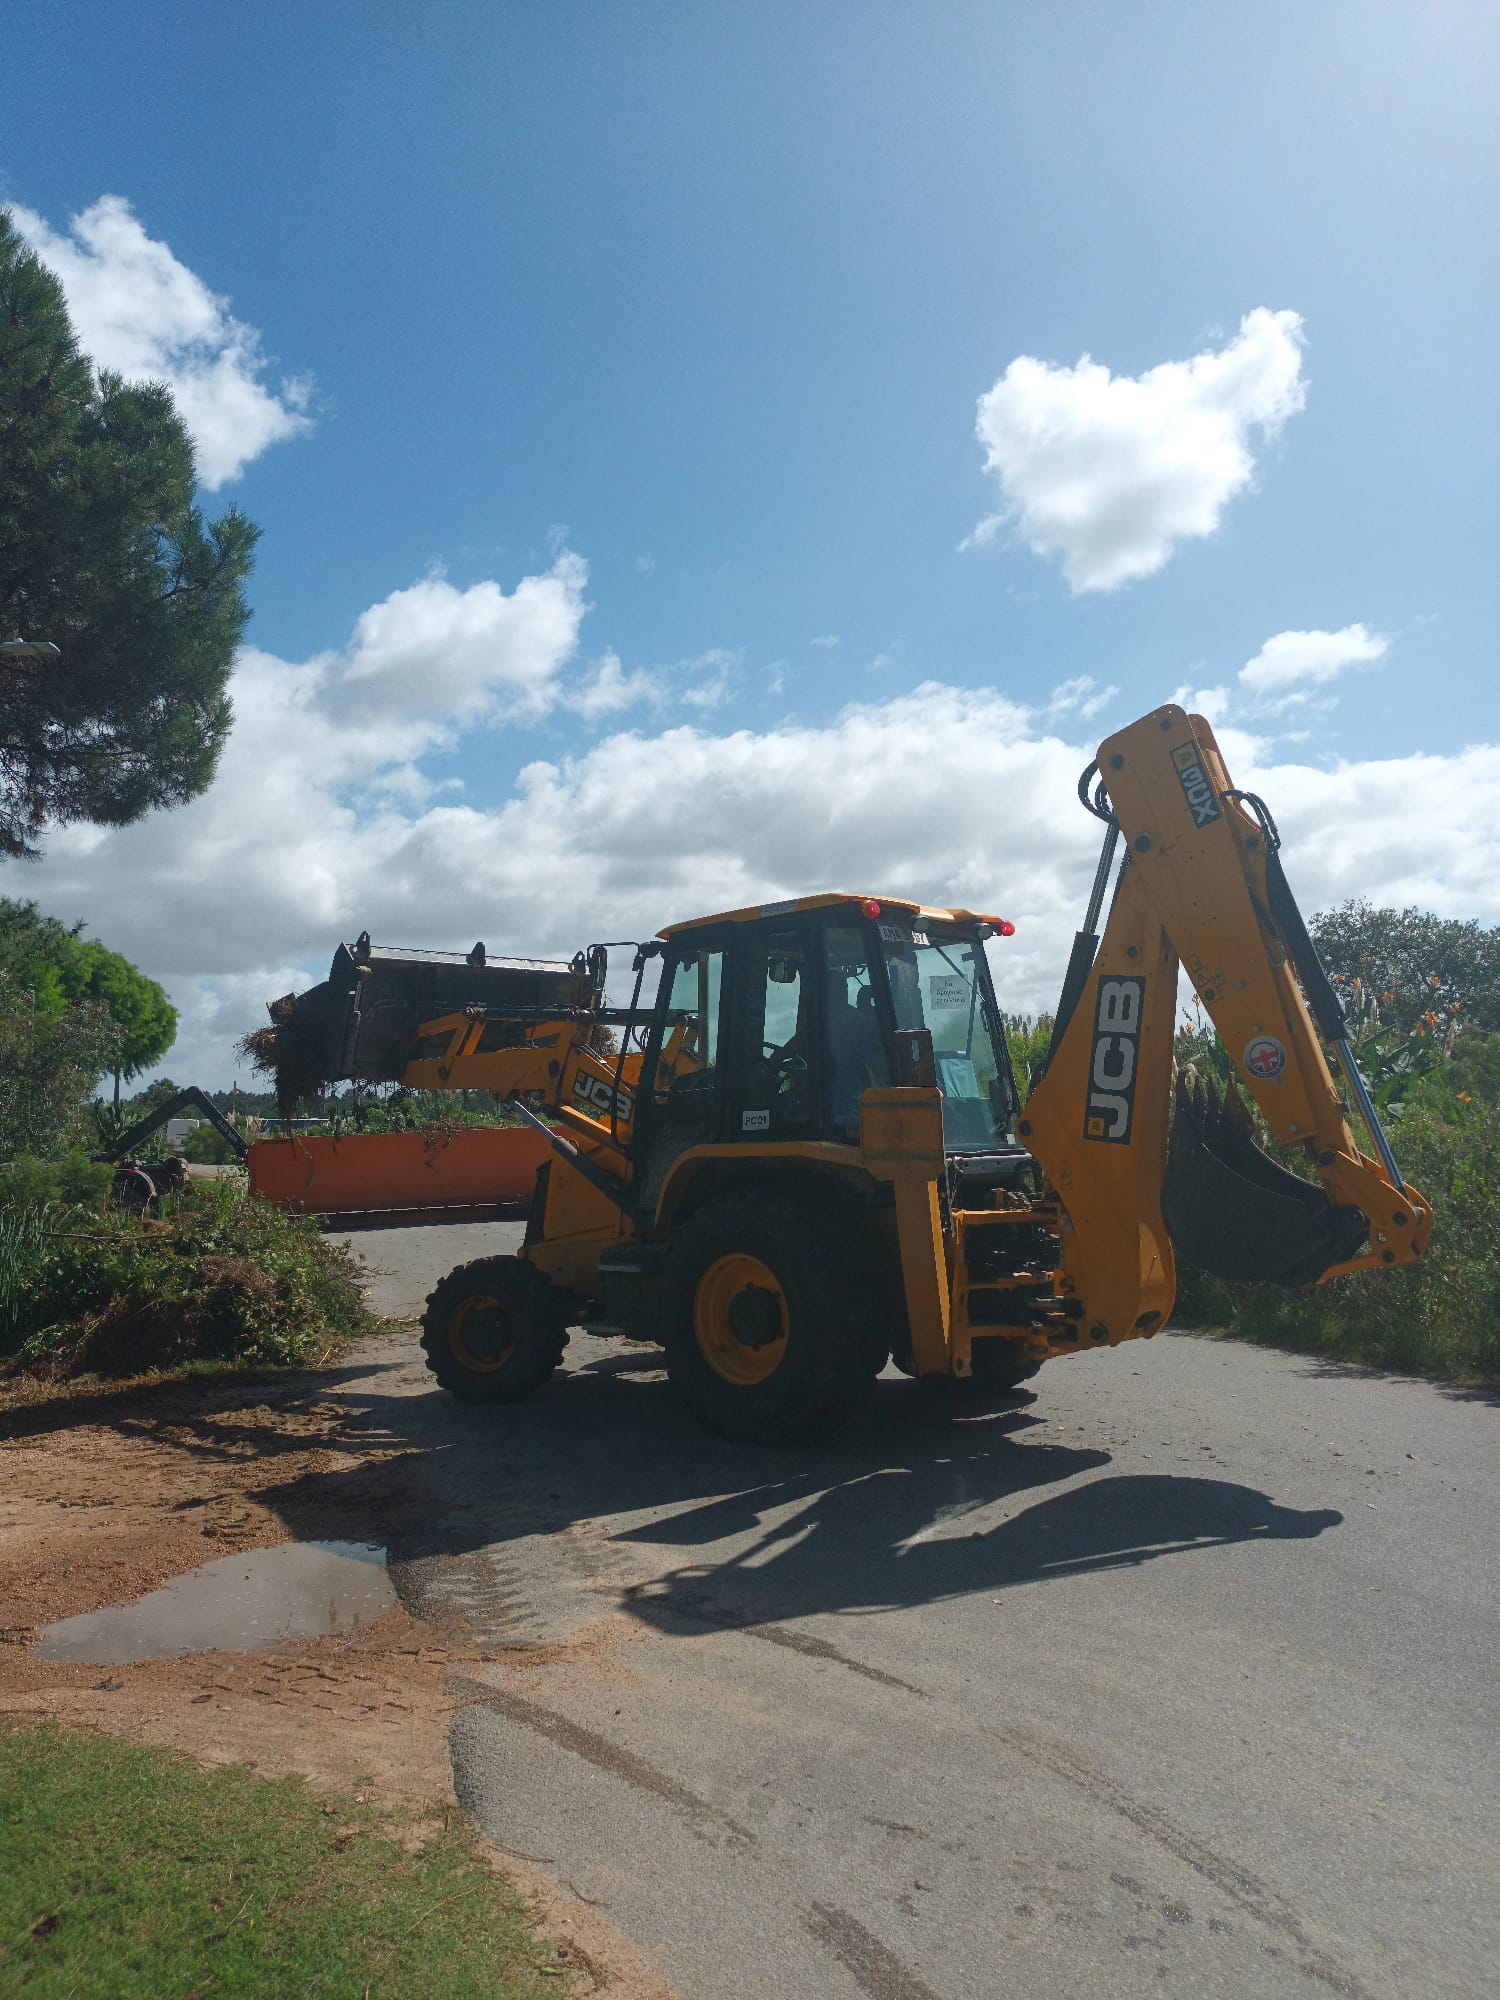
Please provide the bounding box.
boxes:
[0,1368,675,1999]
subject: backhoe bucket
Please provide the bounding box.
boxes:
[1163,1074,1367,1288]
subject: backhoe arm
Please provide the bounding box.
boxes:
[1019,703,1431,1348]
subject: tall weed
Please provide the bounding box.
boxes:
[0,1204,52,1344]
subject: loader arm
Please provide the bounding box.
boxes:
[396,1007,645,1161]
[244,932,656,1238]
[1018,703,1432,1347]
[377,1000,656,1296]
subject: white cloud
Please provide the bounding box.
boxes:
[11,194,312,488]
[965,308,1307,590]
[568,650,660,722]
[810,634,840,650]
[19,610,1499,1087]
[677,648,738,711]
[331,555,589,723]
[1224,740,1500,921]
[1045,675,1119,723]
[1237,624,1387,709]
[556,642,740,724]
[1170,681,1234,729]
[1175,622,1390,730]
[680,684,731,712]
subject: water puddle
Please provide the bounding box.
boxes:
[33,1541,397,1664]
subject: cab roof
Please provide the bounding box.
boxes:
[657,892,1011,939]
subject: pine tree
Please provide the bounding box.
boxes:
[0,209,259,858]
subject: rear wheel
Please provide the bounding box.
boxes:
[110,1165,157,1212]
[662,1196,882,1443]
[420,1255,569,1404]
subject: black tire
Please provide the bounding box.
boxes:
[111,1165,157,1212]
[966,1340,1042,1399]
[420,1255,569,1405]
[892,1334,1040,1402]
[661,1196,883,1444]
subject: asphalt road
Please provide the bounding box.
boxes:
[334,1223,1500,2000]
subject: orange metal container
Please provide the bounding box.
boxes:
[247,1125,553,1225]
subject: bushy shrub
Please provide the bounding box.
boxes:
[57,1153,115,1207]
[1002,1014,1055,1104]
[0,1156,67,1211]
[4,1176,372,1378]
[180,1121,241,1165]
[0,1153,114,1212]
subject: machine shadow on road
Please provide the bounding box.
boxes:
[618,1469,1343,1638]
[7,1340,1342,1639]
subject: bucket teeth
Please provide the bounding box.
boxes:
[1164,1071,1367,1288]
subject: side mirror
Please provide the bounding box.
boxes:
[892,1027,937,1089]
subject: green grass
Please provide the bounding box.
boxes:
[0,1722,571,1998]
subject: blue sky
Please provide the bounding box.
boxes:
[5,3,1497,1083]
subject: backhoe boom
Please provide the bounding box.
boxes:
[1019,704,1431,1347]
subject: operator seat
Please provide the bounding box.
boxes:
[827,979,888,1136]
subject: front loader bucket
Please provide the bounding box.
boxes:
[242,934,595,1116]
[1163,1075,1367,1288]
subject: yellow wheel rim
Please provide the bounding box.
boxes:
[448,1293,515,1372]
[693,1254,788,1386]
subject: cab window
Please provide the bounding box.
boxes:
[822,923,890,1138]
[653,944,724,1104]
[881,926,1016,1151]
[732,926,814,1136]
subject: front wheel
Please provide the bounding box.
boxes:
[892,1334,1041,1402]
[966,1339,1041,1399]
[420,1255,569,1404]
[662,1196,882,1443]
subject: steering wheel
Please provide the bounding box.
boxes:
[762,1041,807,1071]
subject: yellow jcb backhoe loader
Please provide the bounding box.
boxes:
[258,703,1431,1442]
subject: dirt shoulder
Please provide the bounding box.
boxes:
[0,1355,675,1999]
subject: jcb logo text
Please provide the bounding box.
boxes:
[573,1072,634,1122]
[1084,976,1144,1144]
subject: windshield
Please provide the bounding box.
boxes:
[879,922,1017,1152]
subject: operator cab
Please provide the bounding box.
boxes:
[634,893,1031,1196]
